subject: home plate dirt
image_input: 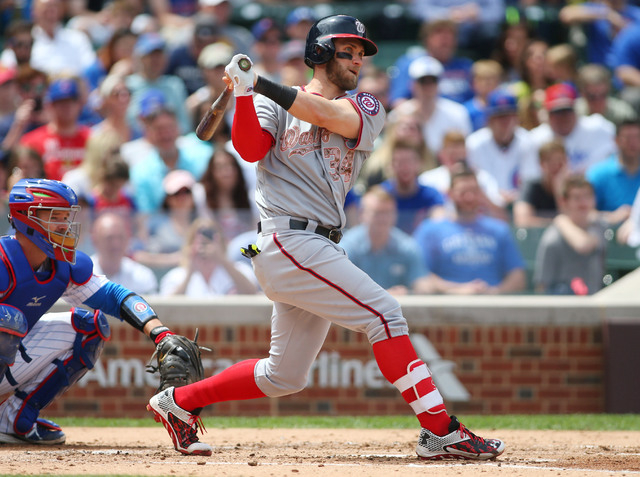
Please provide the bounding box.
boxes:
[1,428,639,476]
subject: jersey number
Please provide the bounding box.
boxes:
[325,148,354,183]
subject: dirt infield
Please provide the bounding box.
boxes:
[1,427,639,476]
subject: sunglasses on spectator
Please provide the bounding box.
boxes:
[417,76,438,85]
[11,40,32,49]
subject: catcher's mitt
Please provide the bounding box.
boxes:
[147,330,208,393]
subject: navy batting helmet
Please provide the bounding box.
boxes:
[304,15,378,68]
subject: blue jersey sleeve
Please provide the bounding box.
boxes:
[82,280,134,319]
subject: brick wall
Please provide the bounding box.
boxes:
[42,295,610,418]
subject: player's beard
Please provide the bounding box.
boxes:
[326,58,358,91]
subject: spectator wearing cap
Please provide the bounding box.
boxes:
[133,169,199,275]
[466,88,540,206]
[393,55,471,154]
[197,0,254,56]
[129,89,210,215]
[389,19,474,108]
[29,0,97,77]
[19,77,91,180]
[126,32,191,135]
[285,6,317,41]
[530,83,616,174]
[165,14,221,95]
[186,41,234,128]
[251,17,283,83]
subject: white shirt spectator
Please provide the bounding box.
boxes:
[529,114,617,174]
[466,126,540,192]
[159,261,257,297]
[30,25,96,76]
[420,98,472,153]
[91,255,159,296]
[419,165,505,210]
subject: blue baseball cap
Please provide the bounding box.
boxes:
[485,89,518,117]
[139,89,168,118]
[251,17,280,42]
[285,7,316,28]
[45,78,79,102]
[134,32,166,56]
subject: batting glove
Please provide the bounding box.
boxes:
[225,54,255,97]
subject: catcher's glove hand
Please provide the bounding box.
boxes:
[147,330,208,393]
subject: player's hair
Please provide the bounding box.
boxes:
[561,173,593,199]
[538,139,566,164]
[577,63,611,90]
[471,60,503,79]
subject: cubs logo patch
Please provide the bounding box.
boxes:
[134,301,148,313]
[356,92,380,116]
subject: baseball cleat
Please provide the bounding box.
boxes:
[147,386,212,456]
[416,415,505,461]
[0,418,66,445]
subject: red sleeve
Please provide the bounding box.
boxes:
[232,96,275,163]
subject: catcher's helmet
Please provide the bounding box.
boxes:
[304,15,377,68]
[9,178,81,264]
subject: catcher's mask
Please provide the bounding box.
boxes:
[9,178,81,264]
[304,14,378,68]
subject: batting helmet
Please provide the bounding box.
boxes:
[304,15,378,68]
[9,178,81,264]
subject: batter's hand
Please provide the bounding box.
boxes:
[225,54,255,97]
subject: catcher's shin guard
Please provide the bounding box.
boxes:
[13,308,110,436]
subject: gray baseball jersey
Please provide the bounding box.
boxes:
[247,89,410,398]
[254,88,386,228]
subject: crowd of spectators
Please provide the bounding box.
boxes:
[1,0,640,297]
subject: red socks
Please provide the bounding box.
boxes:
[372,335,450,436]
[173,359,266,411]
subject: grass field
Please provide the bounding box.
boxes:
[55,413,640,430]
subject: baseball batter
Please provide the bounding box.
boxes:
[148,14,505,461]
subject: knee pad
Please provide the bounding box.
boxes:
[0,305,28,386]
[13,308,110,435]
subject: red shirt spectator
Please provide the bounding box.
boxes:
[19,77,90,180]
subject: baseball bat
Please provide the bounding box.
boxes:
[195,57,252,141]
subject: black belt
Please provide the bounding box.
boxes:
[258,219,343,244]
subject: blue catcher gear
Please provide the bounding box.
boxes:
[0,305,28,385]
[13,308,110,439]
[9,179,81,264]
[304,15,378,68]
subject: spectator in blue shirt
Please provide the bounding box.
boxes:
[413,167,526,294]
[380,140,446,235]
[389,19,474,108]
[340,186,427,296]
[586,119,640,223]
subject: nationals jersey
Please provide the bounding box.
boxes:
[254,88,386,228]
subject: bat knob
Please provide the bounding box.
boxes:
[238,58,251,72]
